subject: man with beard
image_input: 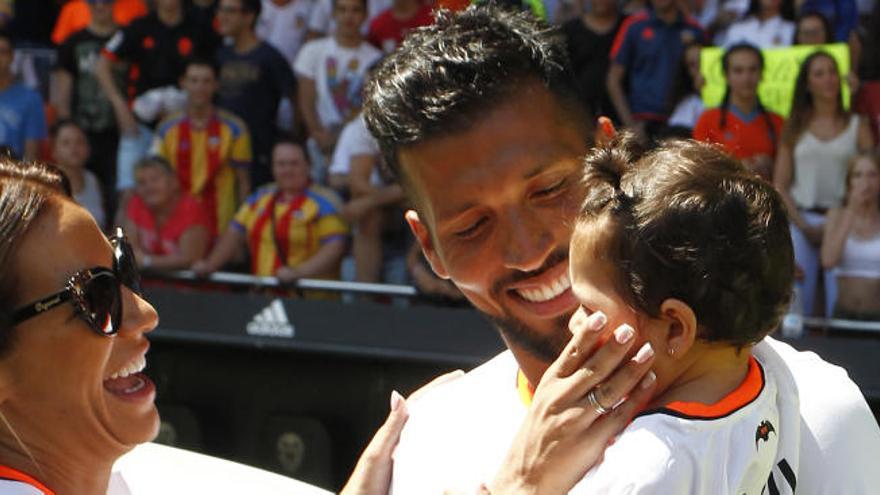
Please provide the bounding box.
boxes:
[363,6,880,494]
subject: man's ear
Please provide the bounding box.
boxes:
[404,209,449,279]
[659,298,698,359]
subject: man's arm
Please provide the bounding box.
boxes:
[343,154,404,223]
[54,69,73,120]
[606,63,634,128]
[23,92,47,162]
[276,237,347,282]
[192,226,246,276]
[297,76,334,152]
[145,226,211,271]
[235,167,251,205]
[95,52,137,136]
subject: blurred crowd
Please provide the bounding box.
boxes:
[0,0,878,319]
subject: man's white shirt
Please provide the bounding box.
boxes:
[391,337,880,494]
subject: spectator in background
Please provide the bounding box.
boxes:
[52,0,147,46]
[330,114,406,284]
[96,0,214,194]
[664,42,705,136]
[406,242,464,302]
[366,0,433,53]
[192,138,349,287]
[606,0,704,140]
[794,10,833,44]
[800,0,858,42]
[724,0,795,47]
[694,43,783,180]
[821,153,880,321]
[773,51,874,316]
[0,33,46,161]
[51,120,106,229]
[125,156,212,271]
[306,0,391,39]
[257,0,315,69]
[153,58,252,238]
[55,0,127,220]
[188,0,223,56]
[854,1,880,143]
[561,0,622,122]
[216,0,299,189]
[4,0,61,47]
[295,0,381,181]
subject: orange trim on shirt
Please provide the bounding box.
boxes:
[0,465,55,495]
[517,369,535,407]
[663,356,763,419]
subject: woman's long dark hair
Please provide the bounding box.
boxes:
[667,42,702,114]
[720,44,777,149]
[746,0,795,21]
[782,51,849,146]
[0,160,70,354]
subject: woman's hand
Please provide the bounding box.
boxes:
[489,309,657,495]
[340,371,465,495]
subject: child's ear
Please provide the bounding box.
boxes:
[658,298,698,359]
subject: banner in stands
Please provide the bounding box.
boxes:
[701,43,850,117]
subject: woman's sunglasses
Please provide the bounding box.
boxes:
[10,227,142,336]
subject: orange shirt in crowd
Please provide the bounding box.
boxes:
[52,0,148,45]
[693,106,784,160]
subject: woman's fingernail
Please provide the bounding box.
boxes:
[569,309,587,332]
[390,390,404,411]
[633,342,654,364]
[614,324,634,343]
[640,371,657,389]
[589,311,607,332]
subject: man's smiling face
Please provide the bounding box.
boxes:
[401,82,589,365]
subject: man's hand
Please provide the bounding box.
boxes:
[191,260,213,278]
[490,309,657,495]
[114,101,139,137]
[276,266,301,285]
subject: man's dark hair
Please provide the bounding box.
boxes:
[333,0,369,11]
[576,135,794,347]
[795,11,833,44]
[183,56,219,76]
[240,0,262,28]
[134,155,176,176]
[363,5,588,191]
[272,135,310,163]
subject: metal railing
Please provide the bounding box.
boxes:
[148,271,880,333]
[153,270,419,297]
[803,316,880,334]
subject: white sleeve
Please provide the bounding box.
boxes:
[348,116,379,156]
[293,40,320,79]
[308,0,332,33]
[724,22,747,46]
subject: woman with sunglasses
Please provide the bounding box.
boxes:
[0,159,158,494]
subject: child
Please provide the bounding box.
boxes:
[567,135,800,493]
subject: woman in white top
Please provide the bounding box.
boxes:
[821,153,880,321]
[774,51,874,316]
[725,0,796,47]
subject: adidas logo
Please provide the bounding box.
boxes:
[246,299,295,338]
